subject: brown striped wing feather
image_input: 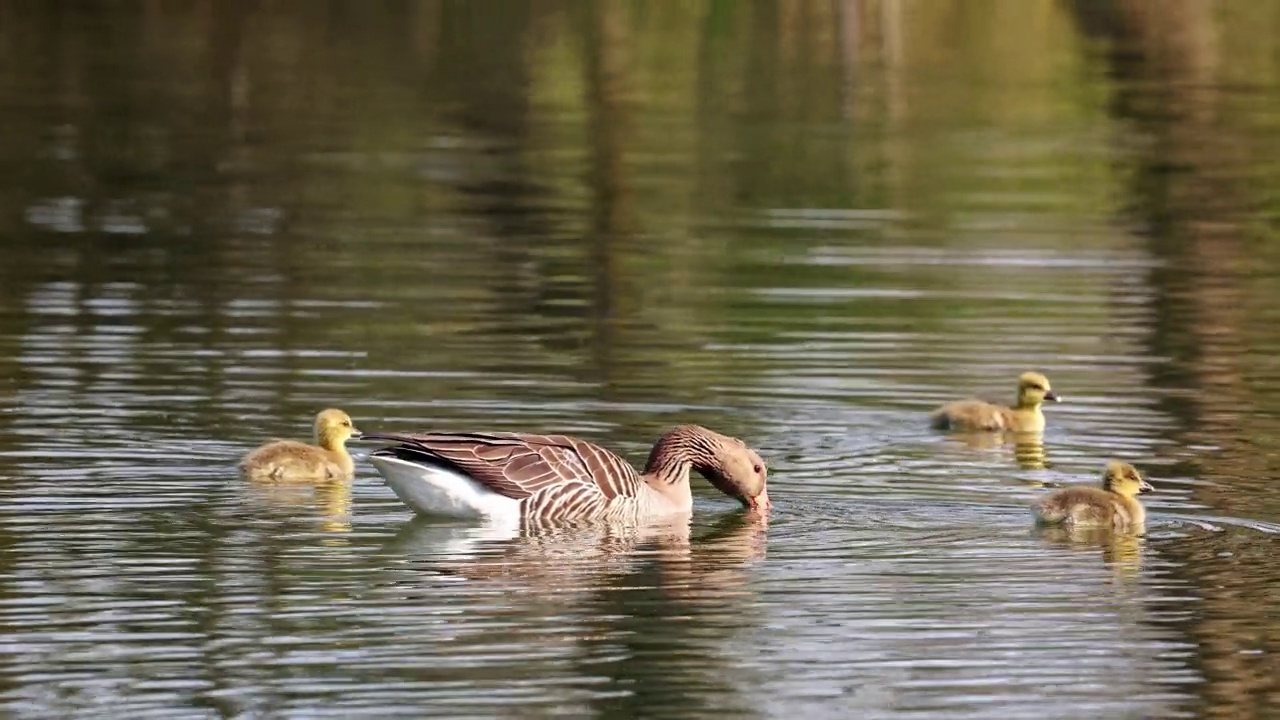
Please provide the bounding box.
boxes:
[362,431,642,502]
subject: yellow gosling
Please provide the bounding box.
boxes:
[239,409,362,483]
[1032,460,1154,530]
[930,371,1061,433]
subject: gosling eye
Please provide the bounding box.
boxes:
[341,420,352,427]
[752,463,763,474]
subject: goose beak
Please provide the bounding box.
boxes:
[350,428,364,440]
[1138,479,1154,494]
[1044,391,1061,402]
[746,488,771,511]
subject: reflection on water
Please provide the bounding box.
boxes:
[248,479,355,536]
[1034,525,1146,582]
[0,0,1279,717]
[939,431,1052,471]
[386,512,766,603]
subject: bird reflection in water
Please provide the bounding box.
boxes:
[246,478,354,538]
[379,509,768,610]
[1034,525,1145,583]
[376,509,770,715]
[945,431,1052,471]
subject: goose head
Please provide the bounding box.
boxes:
[1016,371,1060,409]
[702,443,770,511]
[1102,460,1154,497]
[314,408,362,451]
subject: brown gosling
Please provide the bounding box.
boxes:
[239,409,362,483]
[1032,460,1154,530]
[930,371,1061,433]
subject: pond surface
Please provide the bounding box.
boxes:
[1,2,1279,718]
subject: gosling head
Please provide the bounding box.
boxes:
[313,408,362,451]
[704,439,771,512]
[1102,460,1154,498]
[1016,371,1060,409]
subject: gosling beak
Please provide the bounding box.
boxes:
[1138,479,1154,494]
[350,428,364,440]
[1044,391,1061,402]
[746,488,771,512]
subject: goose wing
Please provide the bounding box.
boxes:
[362,431,641,501]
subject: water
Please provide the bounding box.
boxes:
[1,1,1278,717]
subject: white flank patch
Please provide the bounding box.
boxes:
[369,455,521,523]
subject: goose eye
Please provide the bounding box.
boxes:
[752,463,763,474]
[342,420,351,427]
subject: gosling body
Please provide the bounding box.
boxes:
[931,371,1060,432]
[1033,460,1153,530]
[240,409,362,483]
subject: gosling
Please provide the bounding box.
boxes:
[1032,460,1154,530]
[930,371,1060,433]
[239,409,362,483]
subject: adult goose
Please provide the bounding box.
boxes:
[360,425,770,523]
[930,371,1061,433]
